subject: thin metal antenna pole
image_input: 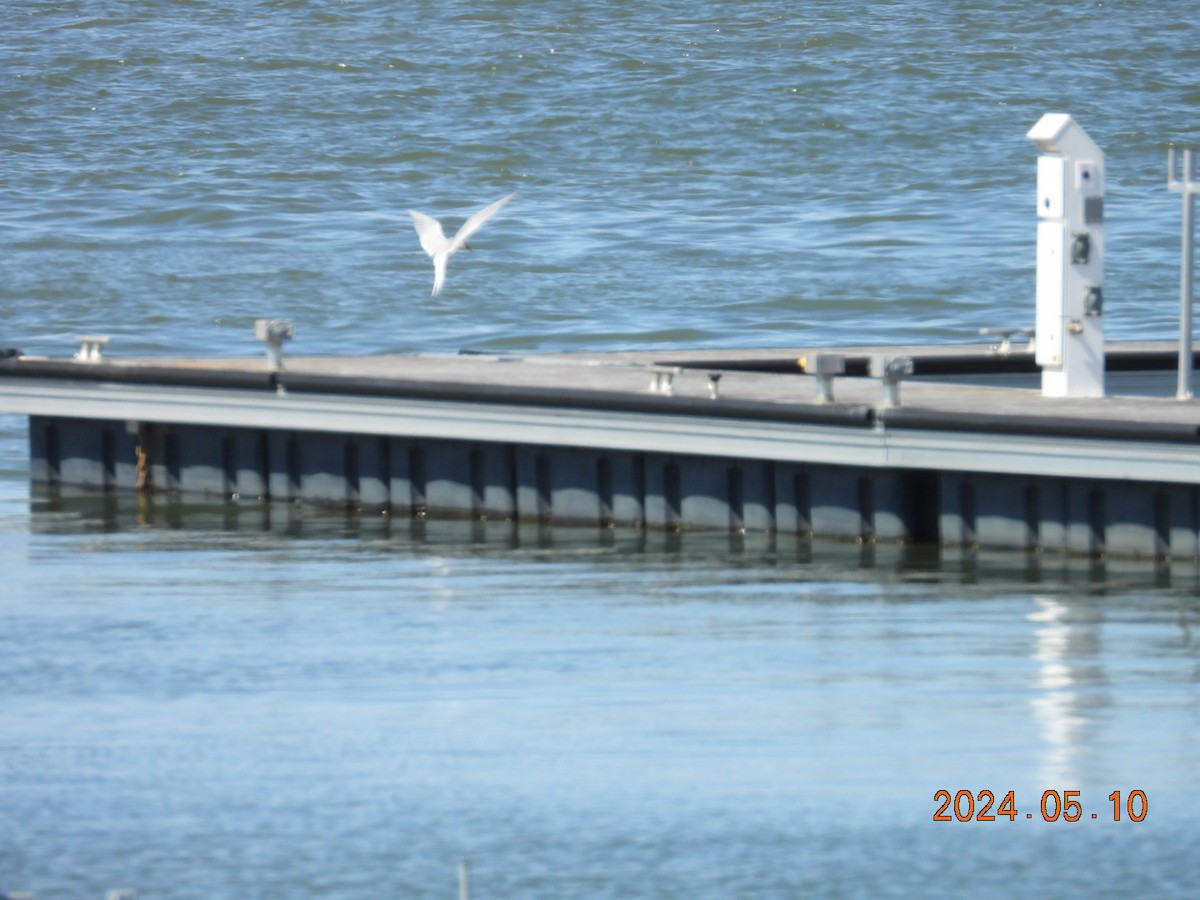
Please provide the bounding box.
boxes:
[1170,148,1198,399]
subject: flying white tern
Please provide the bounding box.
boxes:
[408,192,515,296]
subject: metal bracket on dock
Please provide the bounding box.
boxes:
[1168,148,1198,400]
[806,353,846,404]
[255,319,295,370]
[979,326,1035,355]
[74,335,111,363]
[648,366,680,396]
[870,355,914,408]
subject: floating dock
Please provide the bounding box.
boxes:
[2,339,1200,559]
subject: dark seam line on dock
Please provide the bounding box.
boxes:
[1103,350,1200,372]
[663,356,1041,376]
[878,407,1200,443]
[663,350,1200,377]
[0,359,276,390]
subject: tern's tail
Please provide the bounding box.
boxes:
[431,254,447,295]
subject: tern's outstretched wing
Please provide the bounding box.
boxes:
[449,192,515,253]
[409,210,448,258]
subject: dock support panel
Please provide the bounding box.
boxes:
[24,416,1200,559]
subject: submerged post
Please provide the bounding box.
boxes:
[1169,148,1198,400]
[1027,114,1106,398]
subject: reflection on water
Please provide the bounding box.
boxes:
[24,486,1200,595]
[1029,596,1109,788]
[7,484,1200,897]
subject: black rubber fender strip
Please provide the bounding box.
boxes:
[275,370,878,428]
[878,405,1200,443]
[0,358,877,428]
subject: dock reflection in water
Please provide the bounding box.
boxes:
[27,486,1200,589]
[7,488,1200,897]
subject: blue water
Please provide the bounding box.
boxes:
[3,1,1200,896]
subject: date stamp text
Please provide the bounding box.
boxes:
[933,789,1147,823]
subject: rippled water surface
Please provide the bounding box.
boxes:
[3,0,1199,357]
[3,1,1200,896]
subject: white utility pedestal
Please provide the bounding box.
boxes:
[1028,113,1106,398]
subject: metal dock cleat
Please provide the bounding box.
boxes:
[806,353,846,404]
[870,355,914,408]
[979,326,1035,355]
[255,319,295,370]
[74,335,111,363]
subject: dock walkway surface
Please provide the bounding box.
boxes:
[3,340,1200,558]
